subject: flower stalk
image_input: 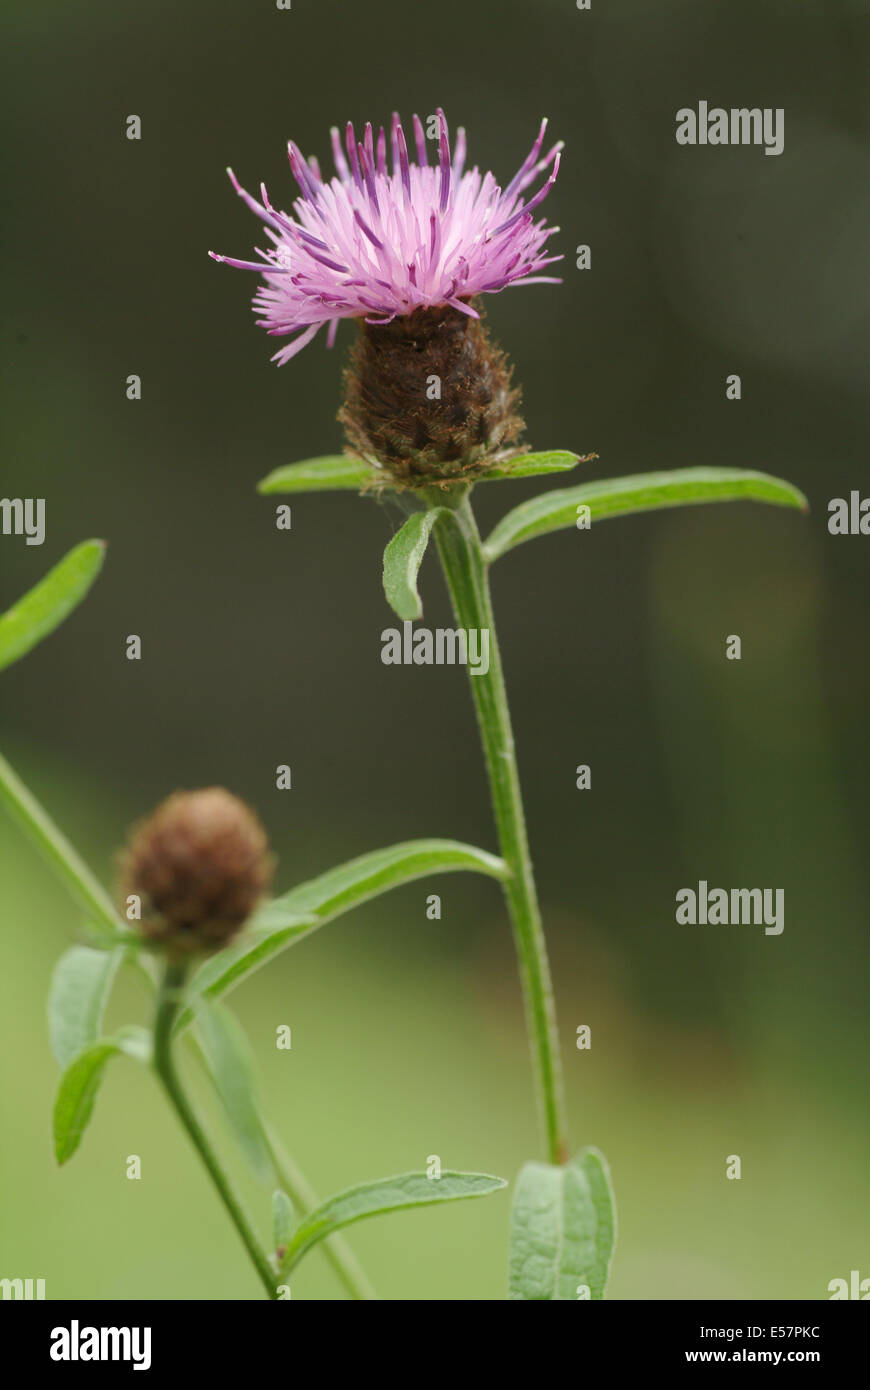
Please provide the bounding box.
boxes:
[152,961,278,1299]
[431,492,568,1165]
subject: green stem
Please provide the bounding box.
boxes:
[263,1124,378,1300]
[432,495,568,1165]
[153,962,278,1299]
[0,748,119,937]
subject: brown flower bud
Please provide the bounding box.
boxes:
[120,788,274,959]
[338,302,525,489]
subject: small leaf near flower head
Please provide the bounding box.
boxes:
[258,455,377,495]
[382,509,447,620]
[479,450,592,482]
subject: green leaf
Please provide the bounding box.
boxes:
[0,539,105,673]
[53,1023,152,1166]
[483,467,809,562]
[480,450,591,482]
[281,1171,508,1275]
[177,839,507,1029]
[48,946,121,1069]
[257,838,507,923]
[115,1024,152,1065]
[194,997,271,1179]
[258,455,376,494]
[383,509,446,620]
[272,1190,296,1252]
[508,1148,616,1300]
[0,749,123,943]
[53,1039,121,1164]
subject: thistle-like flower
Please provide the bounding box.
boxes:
[120,789,274,959]
[212,110,563,485]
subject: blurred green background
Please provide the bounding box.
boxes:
[2,0,869,1299]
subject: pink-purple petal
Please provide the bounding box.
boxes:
[215,110,562,362]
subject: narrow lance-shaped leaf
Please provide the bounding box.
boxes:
[509,1148,616,1300]
[0,539,106,673]
[382,509,446,620]
[176,838,507,1030]
[53,1027,152,1165]
[193,997,272,1179]
[53,1039,120,1164]
[258,455,376,494]
[480,450,593,482]
[281,1171,508,1276]
[0,749,121,942]
[272,1190,296,1253]
[484,467,809,562]
[48,946,121,1068]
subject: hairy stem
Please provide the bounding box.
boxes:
[153,962,278,1299]
[433,495,568,1165]
[263,1124,378,1300]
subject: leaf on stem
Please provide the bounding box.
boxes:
[48,946,121,1068]
[193,996,272,1179]
[258,455,376,494]
[53,1024,152,1164]
[115,1024,152,1064]
[280,1171,508,1276]
[508,1148,616,1300]
[382,509,446,620]
[177,838,507,1030]
[0,540,105,674]
[272,1190,296,1252]
[53,1039,121,1164]
[483,467,809,562]
[480,450,591,482]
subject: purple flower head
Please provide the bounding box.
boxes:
[210,110,563,365]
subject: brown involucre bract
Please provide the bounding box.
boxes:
[339,303,526,488]
[120,788,274,959]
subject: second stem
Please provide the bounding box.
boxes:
[153,962,278,1299]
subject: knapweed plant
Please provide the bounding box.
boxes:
[1,554,506,1300]
[0,111,807,1302]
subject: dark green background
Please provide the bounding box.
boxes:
[1,0,868,1298]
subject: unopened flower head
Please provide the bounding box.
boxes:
[211,109,563,365]
[120,788,274,959]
